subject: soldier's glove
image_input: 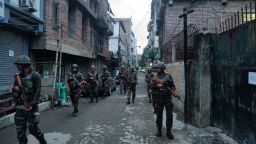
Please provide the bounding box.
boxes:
[171,91,178,97]
[11,103,15,109]
[157,84,163,88]
[24,106,33,112]
[13,86,20,92]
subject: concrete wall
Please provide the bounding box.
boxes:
[113,22,120,37]
[109,38,118,54]
[187,33,214,127]
[109,22,120,53]
[166,62,185,111]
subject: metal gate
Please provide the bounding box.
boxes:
[211,21,256,142]
[0,29,28,93]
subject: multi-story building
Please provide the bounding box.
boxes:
[0,0,44,114]
[30,0,114,97]
[149,0,251,63]
[109,18,127,67]
[116,18,132,65]
[130,32,138,67]
[147,0,160,59]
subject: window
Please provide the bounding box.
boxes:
[68,4,76,39]
[82,16,88,43]
[52,2,59,27]
[243,13,256,22]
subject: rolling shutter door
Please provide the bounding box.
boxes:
[0,29,28,93]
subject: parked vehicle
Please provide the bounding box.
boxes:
[112,69,120,85]
[139,68,145,73]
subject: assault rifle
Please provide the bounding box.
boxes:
[14,73,30,109]
[67,72,89,89]
[152,76,184,103]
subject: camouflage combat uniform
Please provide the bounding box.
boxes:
[86,70,98,103]
[13,55,46,144]
[119,67,127,94]
[145,70,153,103]
[101,68,111,96]
[67,68,83,115]
[151,62,175,139]
[126,68,138,104]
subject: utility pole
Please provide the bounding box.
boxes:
[179,7,194,123]
[52,0,62,108]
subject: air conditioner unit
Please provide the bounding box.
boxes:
[168,0,173,6]
[20,0,36,13]
[221,0,228,5]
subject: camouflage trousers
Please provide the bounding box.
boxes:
[147,84,152,102]
[152,93,157,112]
[120,80,127,94]
[89,90,98,102]
[14,109,46,144]
[127,85,136,102]
[155,98,173,128]
[70,90,80,113]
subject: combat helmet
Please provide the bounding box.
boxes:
[156,62,166,69]
[14,55,31,65]
[102,65,107,70]
[71,64,78,69]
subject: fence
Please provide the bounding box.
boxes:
[211,15,256,143]
[219,1,256,33]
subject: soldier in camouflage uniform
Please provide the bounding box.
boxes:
[145,69,153,103]
[12,55,47,144]
[86,65,98,103]
[119,66,127,95]
[126,67,138,104]
[150,64,158,113]
[151,62,176,139]
[101,65,111,96]
[67,64,83,117]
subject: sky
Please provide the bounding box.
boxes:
[108,0,151,54]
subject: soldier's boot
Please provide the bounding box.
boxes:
[90,98,94,103]
[96,98,98,103]
[153,108,156,114]
[167,128,174,139]
[149,97,152,103]
[126,98,130,105]
[73,108,78,117]
[39,138,47,144]
[156,127,162,137]
[132,98,135,103]
[37,134,47,144]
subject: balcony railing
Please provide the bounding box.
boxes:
[97,13,114,36]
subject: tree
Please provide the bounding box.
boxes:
[139,47,158,67]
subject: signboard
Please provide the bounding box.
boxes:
[0,0,4,22]
[248,72,256,85]
[9,50,14,57]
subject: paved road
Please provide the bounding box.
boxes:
[0,72,217,144]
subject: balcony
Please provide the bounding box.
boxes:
[97,13,109,28]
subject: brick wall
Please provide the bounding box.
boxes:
[161,1,252,63]
[166,62,185,111]
[44,0,92,55]
[163,1,251,45]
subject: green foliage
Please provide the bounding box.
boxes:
[139,47,158,67]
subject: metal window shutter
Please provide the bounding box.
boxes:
[0,30,28,93]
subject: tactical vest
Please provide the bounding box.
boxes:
[69,73,82,89]
[155,73,172,99]
[16,71,38,104]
